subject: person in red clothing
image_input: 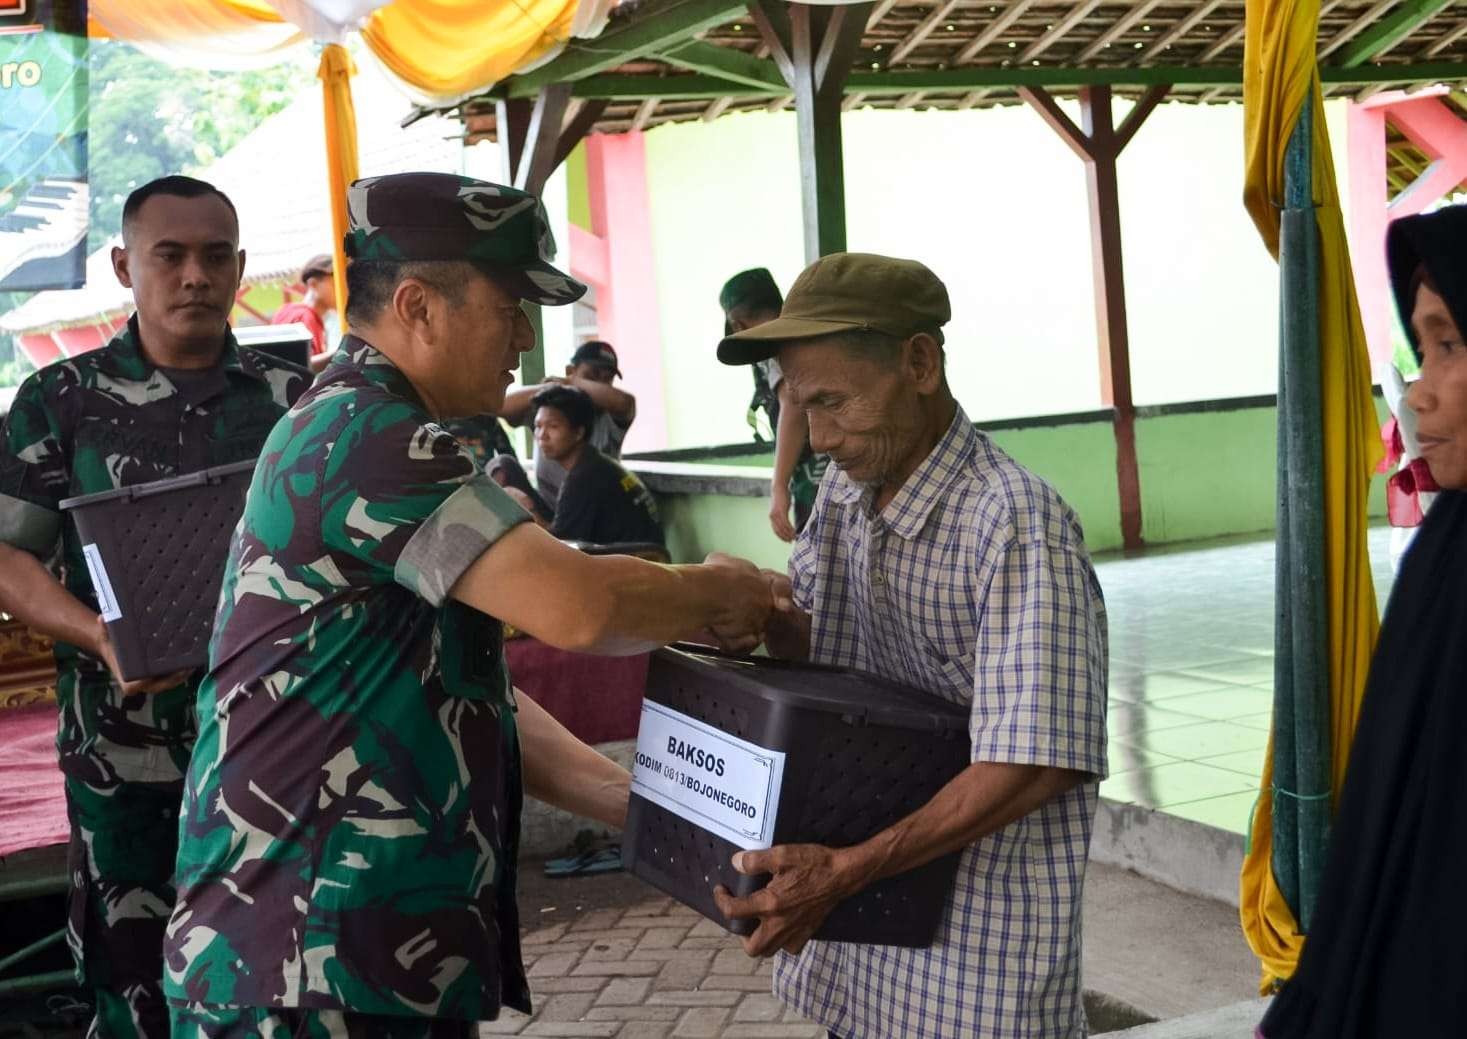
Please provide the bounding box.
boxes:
[271,253,337,371]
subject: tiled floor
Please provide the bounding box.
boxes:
[1092,525,1396,834]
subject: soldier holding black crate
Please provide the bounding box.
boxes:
[159,173,774,1038]
[0,176,309,1039]
[714,253,1110,1039]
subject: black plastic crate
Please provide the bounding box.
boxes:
[235,323,312,370]
[60,460,256,681]
[624,644,971,947]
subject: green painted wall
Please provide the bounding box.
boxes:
[647,398,1392,564]
[658,491,793,572]
[988,422,1123,551]
[566,142,591,232]
[1136,409,1279,543]
[638,101,1359,455]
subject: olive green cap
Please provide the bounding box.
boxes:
[717,252,950,365]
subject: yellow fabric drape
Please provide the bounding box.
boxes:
[319,43,359,325]
[89,0,307,62]
[88,0,592,102]
[361,0,579,99]
[1239,0,1384,992]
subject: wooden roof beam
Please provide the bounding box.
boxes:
[1199,23,1246,62]
[1425,20,1467,56]
[1116,84,1171,151]
[658,39,785,89]
[889,0,964,64]
[868,0,903,30]
[1018,85,1094,160]
[630,98,660,131]
[565,60,1467,99]
[506,0,747,96]
[1138,0,1226,63]
[955,0,1040,63]
[1339,0,1457,65]
[702,95,735,121]
[1317,0,1400,61]
[747,0,796,83]
[1077,0,1166,63]
[1020,0,1104,64]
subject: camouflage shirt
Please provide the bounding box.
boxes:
[0,316,306,784]
[165,337,533,1021]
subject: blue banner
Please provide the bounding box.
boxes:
[0,0,88,292]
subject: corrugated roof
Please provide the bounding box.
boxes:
[454,0,1467,191]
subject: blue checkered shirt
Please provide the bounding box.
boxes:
[774,405,1109,1039]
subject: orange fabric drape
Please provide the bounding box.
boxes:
[318,43,359,325]
[1238,0,1384,992]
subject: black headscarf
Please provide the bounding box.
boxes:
[1261,204,1467,1038]
[1386,203,1467,357]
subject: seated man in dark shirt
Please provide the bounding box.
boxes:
[529,385,663,547]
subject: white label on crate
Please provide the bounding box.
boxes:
[81,543,122,622]
[631,702,786,850]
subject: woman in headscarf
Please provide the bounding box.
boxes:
[1259,202,1467,1037]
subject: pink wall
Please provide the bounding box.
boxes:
[570,133,668,454]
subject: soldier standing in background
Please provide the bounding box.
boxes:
[0,175,307,1038]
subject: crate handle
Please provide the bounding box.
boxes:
[125,469,211,501]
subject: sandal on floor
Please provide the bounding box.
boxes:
[543,844,623,878]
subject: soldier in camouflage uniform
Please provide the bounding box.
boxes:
[719,268,830,541]
[162,173,775,1036]
[0,175,308,1039]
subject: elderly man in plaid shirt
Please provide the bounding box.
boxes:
[713,253,1109,1038]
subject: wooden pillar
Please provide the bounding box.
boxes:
[751,1,873,261]
[1019,84,1167,551]
[496,88,609,390]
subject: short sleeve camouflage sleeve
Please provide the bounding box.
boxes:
[320,401,530,605]
[0,371,68,556]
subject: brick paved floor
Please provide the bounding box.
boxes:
[480,895,823,1039]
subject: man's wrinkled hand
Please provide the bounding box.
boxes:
[761,569,796,613]
[93,616,193,696]
[702,553,773,654]
[712,844,862,958]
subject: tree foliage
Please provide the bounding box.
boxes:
[1,41,313,387]
[88,41,312,253]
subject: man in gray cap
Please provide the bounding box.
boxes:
[162,174,775,1037]
[712,253,1109,1038]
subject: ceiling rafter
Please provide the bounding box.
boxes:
[1138,0,1227,63]
[1021,0,1104,63]
[1425,17,1467,56]
[1077,0,1167,63]
[955,0,1041,63]
[1317,0,1401,60]
[890,0,965,63]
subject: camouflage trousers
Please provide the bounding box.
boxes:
[169,1005,477,1038]
[58,671,196,1039]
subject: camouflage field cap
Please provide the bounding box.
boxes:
[717,252,950,365]
[344,173,587,306]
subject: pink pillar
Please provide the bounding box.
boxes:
[1346,90,1467,367]
[570,132,668,454]
[1346,102,1392,366]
